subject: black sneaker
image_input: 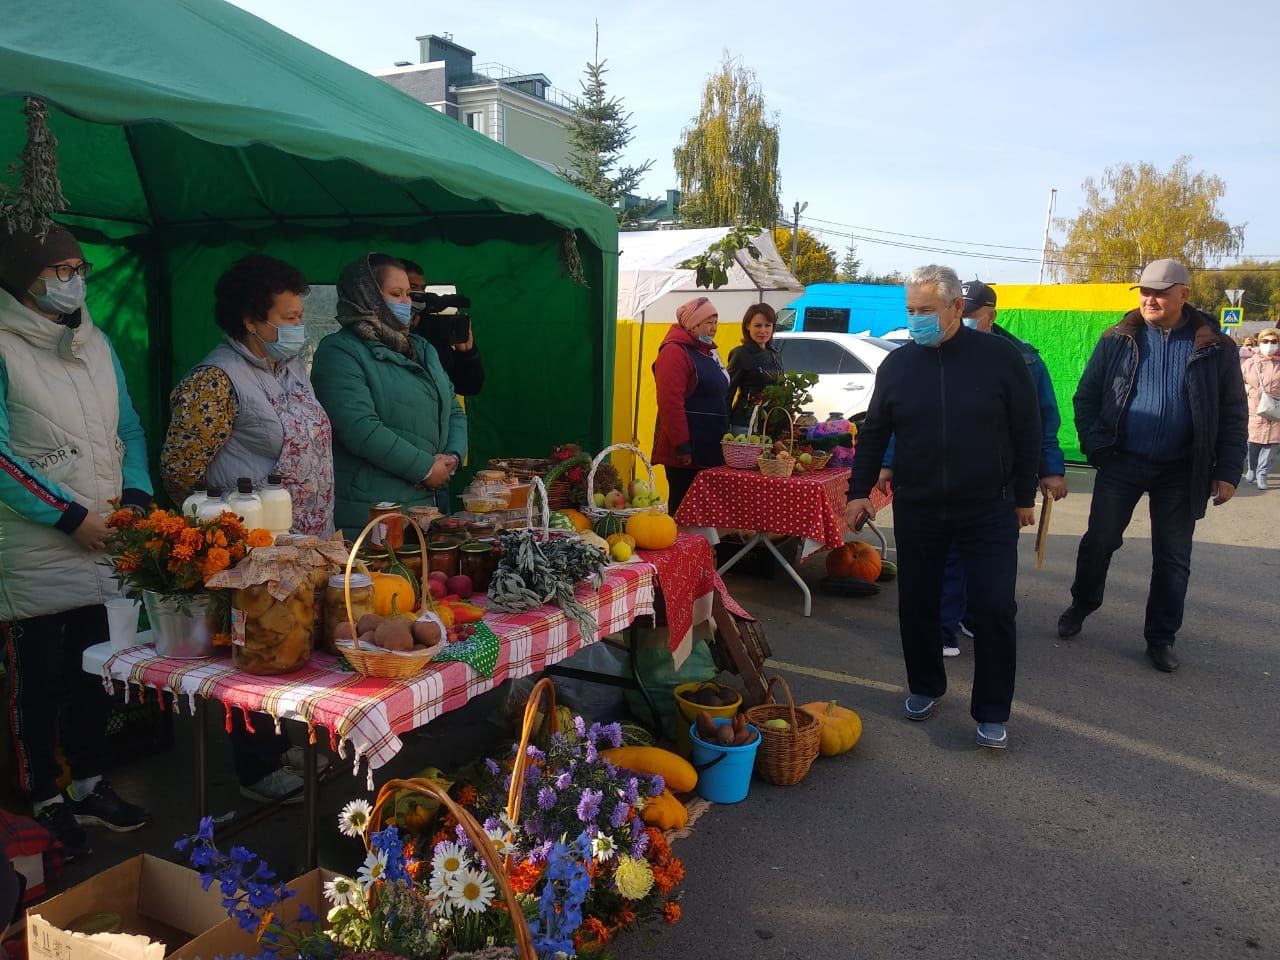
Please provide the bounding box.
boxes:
[35,800,91,861]
[70,780,150,832]
[1057,605,1087,638]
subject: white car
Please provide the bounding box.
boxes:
[772,332,900,423]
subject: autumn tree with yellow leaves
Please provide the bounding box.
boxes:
[673,54,780,228]
[1049,156,1244,283]
[772,226,837,285]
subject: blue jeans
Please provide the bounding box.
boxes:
[893,499,1019,723]
[940,546,966,643]
[1069,452,1196,647]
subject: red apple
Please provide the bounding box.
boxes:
[446,574,473,599]
[429,571,449,584]
[428,579,447,601]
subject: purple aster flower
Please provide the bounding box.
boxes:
[526,744,545,761]
[555,772,572,790]
[455,823,472,847]
[576,788,602,823]
[585,741,599,764]
[631,829,650,859]
[537,787,557,810]
[610,802,629,828]
[603,722,624,748]
[484,758,501,776]
[573,715,586,738]
[647,774,665,796]
[624,777,640,805]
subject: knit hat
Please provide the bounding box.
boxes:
[0,224,84,296]
[676,296,717,330]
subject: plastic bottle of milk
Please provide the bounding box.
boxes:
[182,482,208,518]
[196,486,228,523]
[227,478,265,531]
[260,473,293,538]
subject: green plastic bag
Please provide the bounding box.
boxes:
[624,635,718,740]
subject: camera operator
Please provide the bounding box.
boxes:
[403,260,484,396]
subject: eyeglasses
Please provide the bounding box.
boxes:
[1261,340,1279,345]
[47,263,93,282]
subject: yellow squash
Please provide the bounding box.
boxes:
[601,745,696,792]
[625,511,677,550]
[799,700,862,756]
[639,789,687,830]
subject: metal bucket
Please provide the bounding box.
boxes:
[142,591,216,659]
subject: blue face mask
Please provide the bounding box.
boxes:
[385,300,414,329]
[907,313,944,348]
[962,317,981,330]
[264,322,307,361]
[32,275,86,318]
[697,334,716,345]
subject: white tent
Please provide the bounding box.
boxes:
[617,227,803,322]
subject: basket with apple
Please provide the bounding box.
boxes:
[721,404,772,468]
[584,442,668,524]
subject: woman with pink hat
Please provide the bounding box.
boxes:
[651,297,730,511]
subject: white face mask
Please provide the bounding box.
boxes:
[1260,342,1279,357]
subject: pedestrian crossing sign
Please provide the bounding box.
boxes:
[1221,307,1243,326]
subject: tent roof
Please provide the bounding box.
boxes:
[0,0,616,250]
[617,227,801,319]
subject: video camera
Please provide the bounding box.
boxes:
[410,284,472,346]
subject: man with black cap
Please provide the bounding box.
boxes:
[1058,259,1247,672]
[0,223,152,859]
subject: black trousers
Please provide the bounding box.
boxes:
[665,467,700,515]
[1069,452,1196,647]
[894,499,1020,723]
[3,605,111,803]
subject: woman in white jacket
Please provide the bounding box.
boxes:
[0,224,150,860]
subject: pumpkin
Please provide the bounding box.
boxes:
[601,746,696,793]
[826,541,882,581]
[877,559,898,582]
[593,513,628,538]
[625,511,678,550]
[372,571,415,616]
[606,533,637,550]
[639,789,687,830]
[560,508,592,532]
[799,700,862,756]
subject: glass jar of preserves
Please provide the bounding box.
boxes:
[459,539,500,592]
[427,539,461,579]
[394,544,424,584]
[232,581,315,675]
[323,573,374,655]
[429,516,470,544]
[465,517,501,540]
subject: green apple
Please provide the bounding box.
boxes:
[593,492,606,508]
[799,452,813,464]
[735,433,748,442]
[722,432,735,442]
[745,434,758,443]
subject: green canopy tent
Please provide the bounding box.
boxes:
[0,0,619,497]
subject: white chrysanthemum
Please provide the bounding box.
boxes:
[338,799,373,838]
[323,875,360,907]
[447,868,495,915]
[431,840,468,879]
[356,849,388,889]
[485,824,516,857]
[590,833,617,862]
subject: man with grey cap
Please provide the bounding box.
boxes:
[1058,259,1247,672]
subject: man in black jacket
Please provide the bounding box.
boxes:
[847,265,1040,749]
[1057,259,1247,672]
[403,260,485,396]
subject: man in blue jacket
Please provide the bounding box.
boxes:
[848,265,1040,749]
[1057,259,1247,672]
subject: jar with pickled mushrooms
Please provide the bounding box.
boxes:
[324,572,374,654]
[232,581,314,675]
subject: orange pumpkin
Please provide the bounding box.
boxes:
[372,571,416,616]
[626,511,678,550]
[825,541,882,581]
[561,508,592,532]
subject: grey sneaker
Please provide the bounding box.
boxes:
[942,640,960,658]
[1245,468,1255,482]
[1257,475,1268,491]
[281,746,330,775]
[240,768,304,804]
[904,695,940,721]
[976,722,1008,749]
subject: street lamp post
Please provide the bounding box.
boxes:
[791,200,808,273]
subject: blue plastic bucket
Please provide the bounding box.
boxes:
[689,717,760,803]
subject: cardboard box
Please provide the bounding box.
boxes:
[171,869,337,960]
[27,856,229,960]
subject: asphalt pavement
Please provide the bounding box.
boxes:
[40,465,1280,959]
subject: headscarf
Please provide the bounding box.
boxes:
[335,254,414,358]
[676,296,717,331]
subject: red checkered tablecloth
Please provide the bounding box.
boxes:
[674,466,854,552]
[636,532,750,666]
[92,564,654,785]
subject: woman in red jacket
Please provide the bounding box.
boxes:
[652,297,730,511]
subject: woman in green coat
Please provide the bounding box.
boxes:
[311,253,467,536]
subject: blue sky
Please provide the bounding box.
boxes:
[231,0,1279,282]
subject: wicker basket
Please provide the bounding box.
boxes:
[744,675,821,785]
[337,514,437,679]
[504,677,558,869]
[525,476,577,545]
[807,451,833,470]
[368,778,535,960]
[584,442,668,524]
[721,404,770,468]
[757,454,796,478]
